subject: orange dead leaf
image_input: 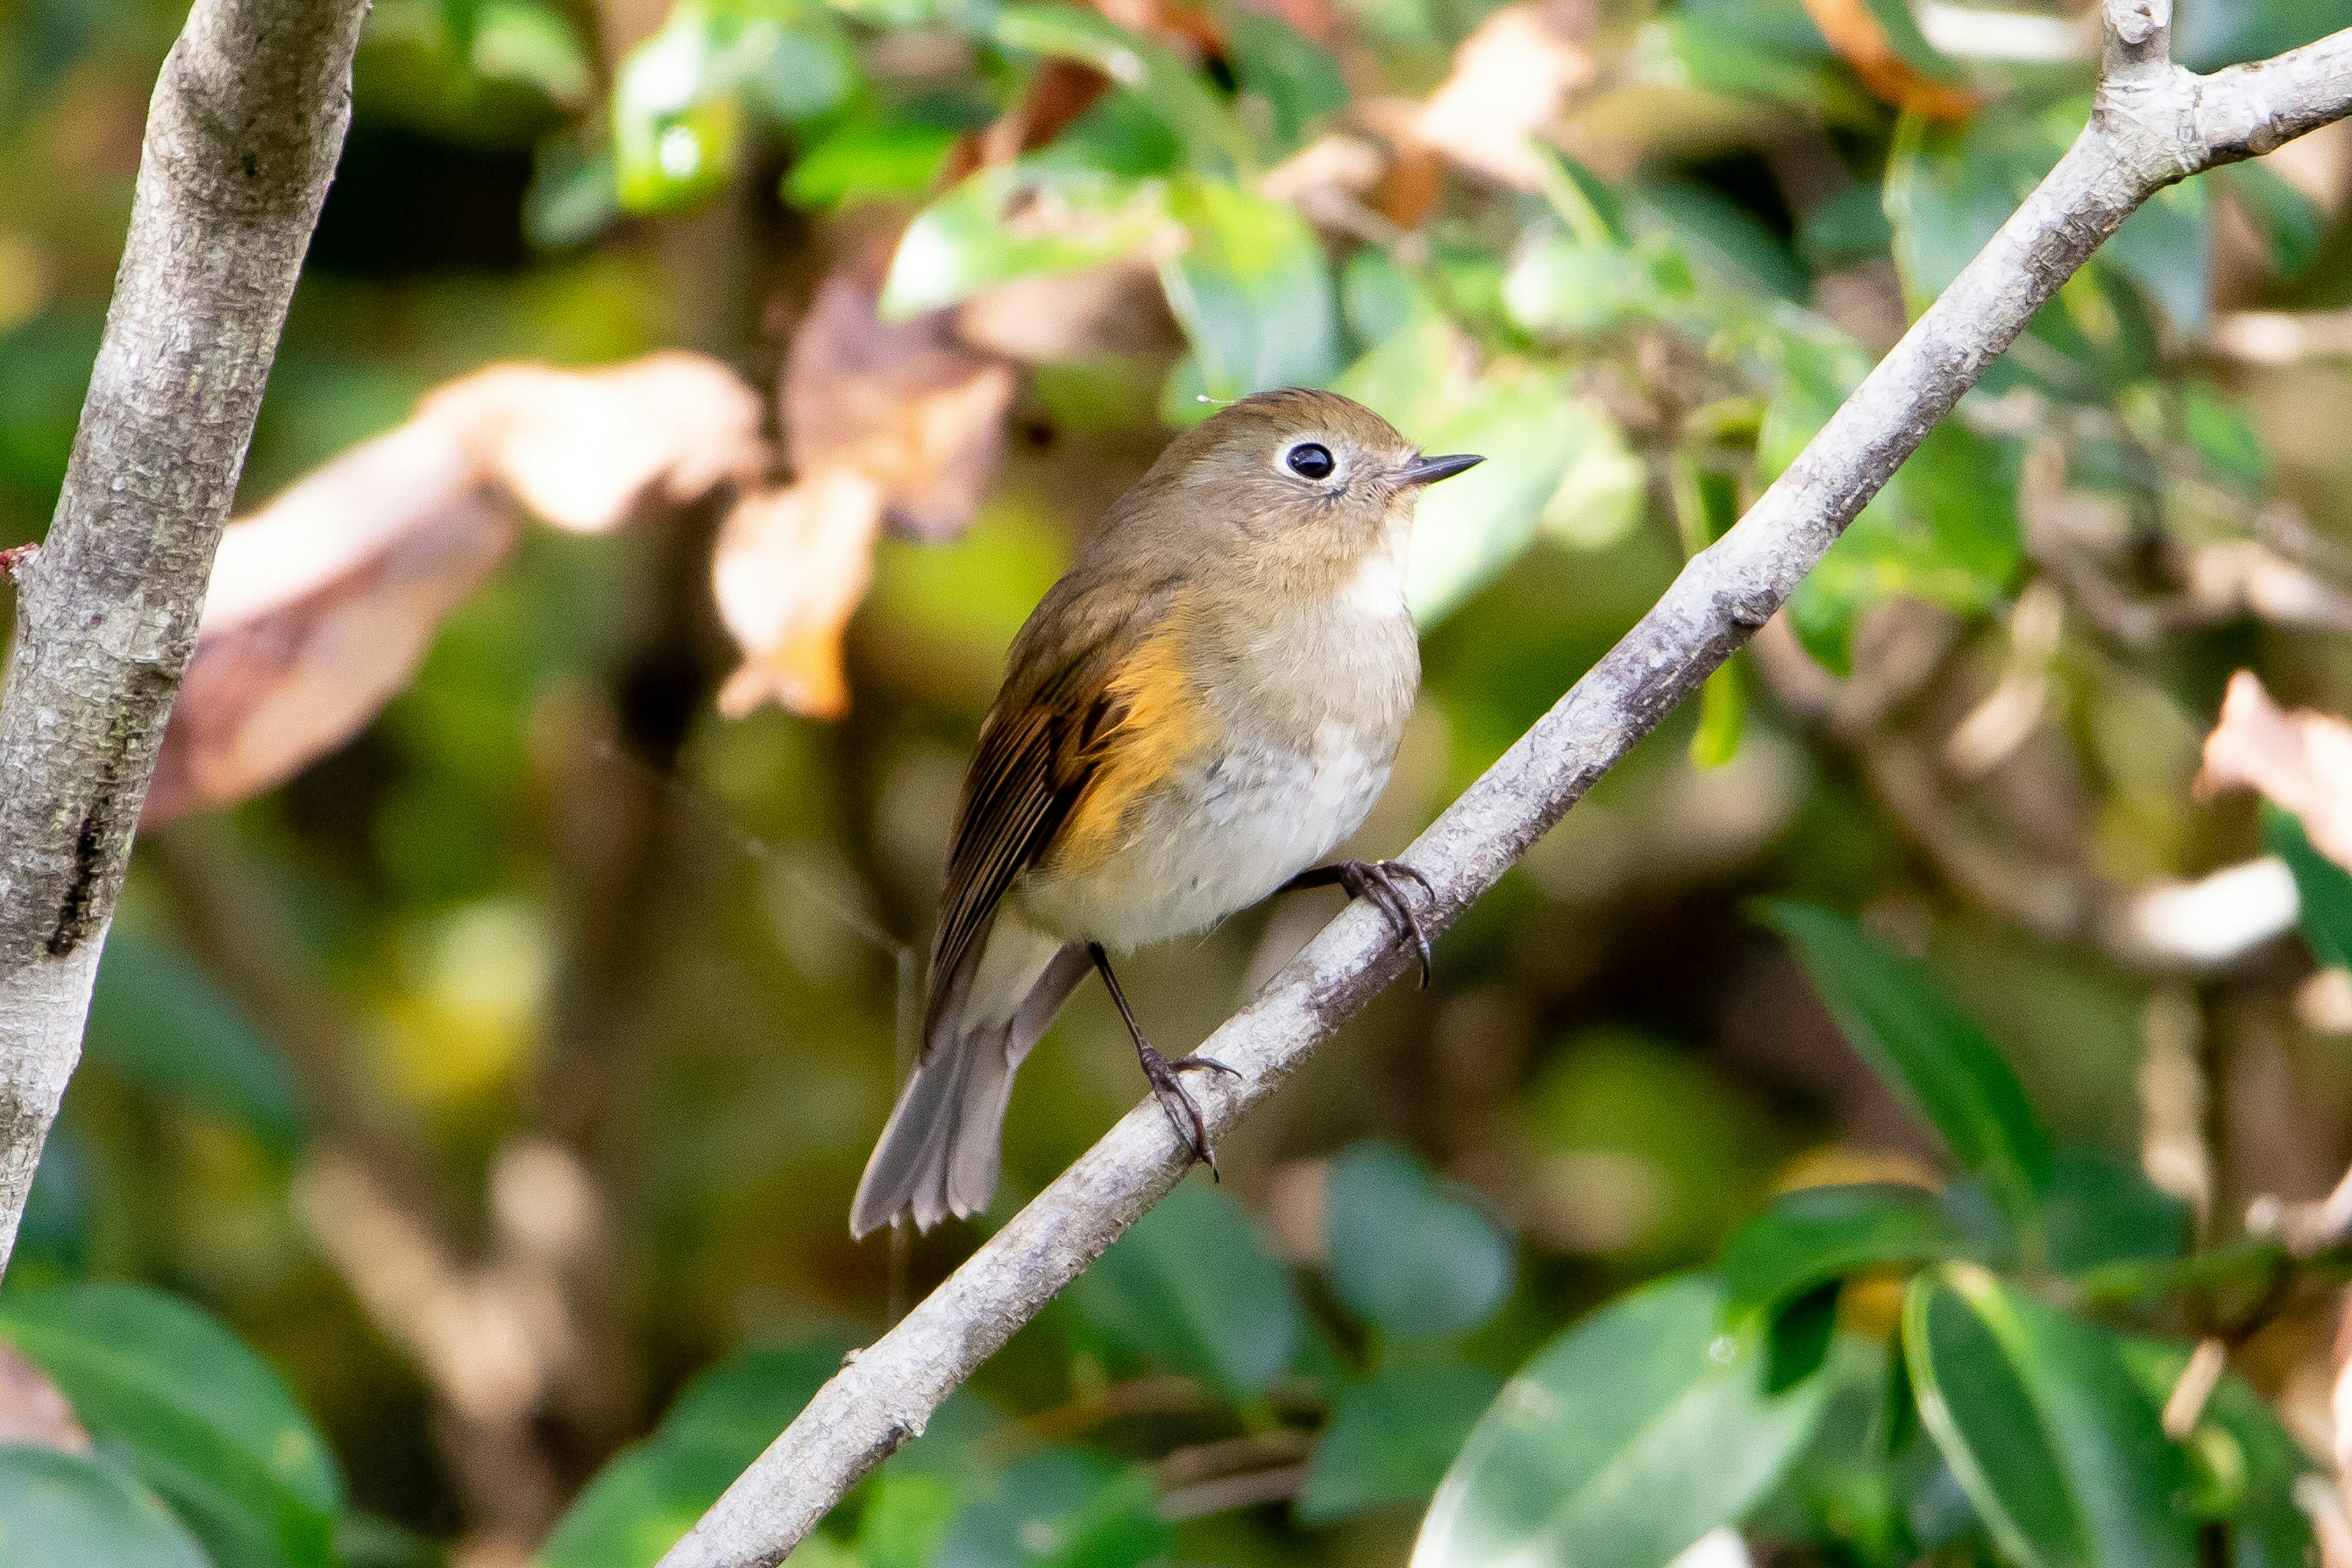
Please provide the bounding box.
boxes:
[1800,0,1977,120]
[2198,670,2352,870]
[714,473,887,720]
[1413,1,1599,192]
[783,263,1016,540]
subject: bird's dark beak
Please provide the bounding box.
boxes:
[1398,453,1483,487]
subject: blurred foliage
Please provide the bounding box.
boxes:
[7,0,2352,1562]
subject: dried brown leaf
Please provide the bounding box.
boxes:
[0,1343,88,1453]
[151,351,773,821]
[784,265,1016,539]
[2198,670,2352,870]
[421,352,769,533]
[714,472,887,720]
[955,259,1178,361]
[1413,1,1598,191]
[148,423,518,823]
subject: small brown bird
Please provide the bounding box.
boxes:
[850,388,1480,1237]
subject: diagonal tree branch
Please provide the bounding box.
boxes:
[657,6,2352,1564]
[0,0,369,1278]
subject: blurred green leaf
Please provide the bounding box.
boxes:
[2180,383,2268,494]
[84,929,306,1159]
[525,140,621,250]
[1324,1141,1516,1344]
[2264,804,2352,970]
[1066,1181,1308,1403]
[1224,9,1347,156]
[1297,1361,1504,1523]
[0,1447,213,1568]
[786,122,960,209]
[1158,179,1340,415]
[2213,161,2328,280]
[1637,181,1806,304]
[1628,17,1879,125]
[1721,1183,1963,1316]
[992,5,1251,173]
[540,1343,844,1568]
[1760,904,2052,1230]
[0,1283,344,1568]
[935,1448,1167,1568]
[1903,1266,2198,1568]
[2105,179,2211,334]
[1855,0,1963,80]
[2040,1150,2187,1276]
[470,0,592,102]
[1689,660,1744,769]
[881,160,1175,319]
[1503,234,1692,337]
[613,0,857,213]
[1415,1274,1828,1568]
[2176,0,2352,72]
[1335,318,1624,621]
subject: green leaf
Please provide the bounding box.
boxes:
[539,1343,844,1568]
[2264,804,2352,970]
[1784,413,2021,674]
[0,1447,213,1568]
[85,929,306,1158]
[1502,235,1692,337]
[525,140,620,251]
[1720,1183,1963,1316]
[0,1282,344,1568]
[1903,1266,2198,1568]
[2214,161,2327,279]
[1759,903,2052,1229]
[470,0,594,104]
[785,122,959,210]
[612,0,858,213]
[1334,317,1627,621]
[1627,17,1880,126]
[881,160,1175,319]
[1689,660,1744,770]
[1297,1361,1504,1523]
[1158,179,1340,415]
[936,1448,1168,1568]
[1224,9,1346,156]
[1324,1142,1516,1343]
[1414,1274,1830,1568]
[991,5,1251,174]
[1066,1181,1308,1402]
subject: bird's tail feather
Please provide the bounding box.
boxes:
[849,937,1087,1237]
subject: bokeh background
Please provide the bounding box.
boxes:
[7,0,2352,1562]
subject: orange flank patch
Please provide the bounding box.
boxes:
[1050,612,1213,875]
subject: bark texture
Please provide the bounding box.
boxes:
[658,6,2352,1566]
[0,0,369,1275]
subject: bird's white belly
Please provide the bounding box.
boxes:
[1022,725,1393,951]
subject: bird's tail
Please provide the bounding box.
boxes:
[848,923,1086,1238]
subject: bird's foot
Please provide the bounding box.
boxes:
[1137,1041,1241,1174]
[1279,859,1436,986]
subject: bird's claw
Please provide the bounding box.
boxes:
[1137,1042,1236,1176]
[1335,860,1436,987]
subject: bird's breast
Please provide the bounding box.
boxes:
[1020,562,1419,950]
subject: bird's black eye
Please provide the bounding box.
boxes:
[1286,442,1335,480]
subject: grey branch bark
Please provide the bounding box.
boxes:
[649,7,2352,1565]
[0,0,368,1275]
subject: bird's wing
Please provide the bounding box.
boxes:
[922,576,1183,1040]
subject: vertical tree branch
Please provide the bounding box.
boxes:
[0,0,369,1277]
[657,13,2352,1568]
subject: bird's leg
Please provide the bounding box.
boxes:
[1275,860,1436,986]
[1087,941,1240,1172]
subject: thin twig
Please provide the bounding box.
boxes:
[660,10,2352,1564]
